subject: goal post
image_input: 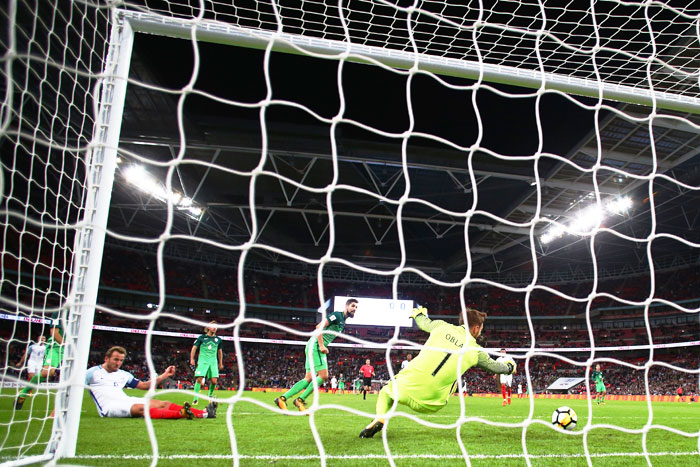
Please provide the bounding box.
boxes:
[51,11,135,460]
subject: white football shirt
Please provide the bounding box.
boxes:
[27,343,45,366]
[496,356,513,386]
[85,365,140,416]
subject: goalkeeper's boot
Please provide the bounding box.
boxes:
[274,396,288,410]
[181,402,195,420]
[206,401,218,419]
[192,399,199,406]
[15,396,26,410]
[293,397,307,412]
[359,419,384,438]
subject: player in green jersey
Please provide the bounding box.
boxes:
[274,298,358,412]
[190,321,223,406]
[592,364,606,405]
[16,311,64,409]
[359,306,516,438]
[338,373,346,394]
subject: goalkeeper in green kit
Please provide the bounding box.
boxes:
[190,321,223,406]
[359,306,516,438]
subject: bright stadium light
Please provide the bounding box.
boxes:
[540,195,633,245]
[606,195,632,215]
[122,164,204,220]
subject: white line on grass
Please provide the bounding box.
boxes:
[61,451,700,461]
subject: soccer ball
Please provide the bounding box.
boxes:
[551,406,577,430]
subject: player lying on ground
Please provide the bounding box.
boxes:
[274,298,357,412]
[190,320,223,405]
[86,346,217,419]
[359,306,516,438]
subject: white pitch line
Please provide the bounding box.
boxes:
[56,451,700,461]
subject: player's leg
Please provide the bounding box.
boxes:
[501,384,507,406]
[297,368,328,410]
[275,340,317,410]
[193,376,204,405]
[16,348,59,408]
[601,390,606,404]
[360,383,394,438]
[507,384,512,404]
[208,376,218,399]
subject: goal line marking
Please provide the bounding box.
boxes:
[61,451,700,461]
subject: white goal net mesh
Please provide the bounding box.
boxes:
[2,0,700,465]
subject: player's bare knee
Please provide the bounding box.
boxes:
[131,404,145,417]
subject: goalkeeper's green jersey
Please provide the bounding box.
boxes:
[193,334,222,364]
[592,370,604,384]
[397,315,481,408]
[45,311,64,348]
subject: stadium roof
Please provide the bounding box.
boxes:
[106,9,700,285]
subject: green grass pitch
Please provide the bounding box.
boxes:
[2,390,699,466]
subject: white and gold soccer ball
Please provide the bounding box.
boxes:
[551,406,577,430]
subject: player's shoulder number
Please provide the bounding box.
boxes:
[329,314,337,322]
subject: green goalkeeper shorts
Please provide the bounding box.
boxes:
[195,361,219,379]
[595,382,605,392]
[305,339,328,372]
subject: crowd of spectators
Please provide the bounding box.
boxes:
[97,247,700,320]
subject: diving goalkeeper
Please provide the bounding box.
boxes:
[359,306,515,438]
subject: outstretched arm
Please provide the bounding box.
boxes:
[135,366,176,390]
[476,351,515,375]
[411,307,446,333]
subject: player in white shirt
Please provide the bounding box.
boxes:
[400,353,413,370]
[86,346,216,419]
[496,349,513,406]
[517,383,523,398]
[17,336,46,382]
[330,376,338,394]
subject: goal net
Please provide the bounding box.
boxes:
[2,0,700,465]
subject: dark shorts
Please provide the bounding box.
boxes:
[363,377,372,387]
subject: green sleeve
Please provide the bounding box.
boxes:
[414,315,445,333]
[475,351,512,374]
[193,335,202,347]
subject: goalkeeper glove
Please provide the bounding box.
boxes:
[411,306,427,319]
[189,363,197,374]
[505,360,516,375]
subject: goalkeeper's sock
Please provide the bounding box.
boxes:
[19,374,41,397]
[149,408,184,419]
[208,384,216,398]
[300,377,324,401]
[193,381,201,402]
[375,386,393,417]
[283,379,310,400]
